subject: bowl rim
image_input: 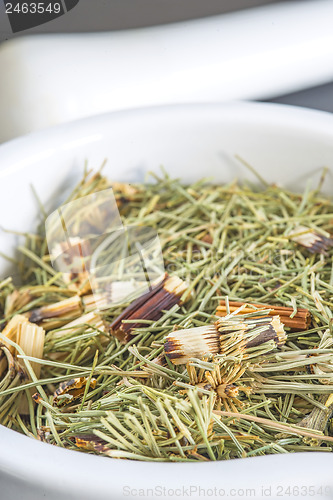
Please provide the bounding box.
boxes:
[1,100,333,180]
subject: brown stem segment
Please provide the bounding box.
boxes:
[29,296,83,330]
[216,300,311,330]
[216,314,287,357]
[110,274,187,343]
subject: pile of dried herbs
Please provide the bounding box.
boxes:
[1,167,333,461]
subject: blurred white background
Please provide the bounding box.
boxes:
[0,0,332,144]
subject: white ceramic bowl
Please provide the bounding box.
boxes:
[0,102,333,500]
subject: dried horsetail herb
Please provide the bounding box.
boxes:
[28,296,83,329]
[1,167,333,460]
[296,395,333,445]
[177,357,253,413]
[0,316,28,357]
[51,376,97,407]
[16,321,45,414]
[164,325,219,364]
[16,321,45,379]
[164,308,287,365]
[288,225,333,254]
[216,299,311,330]
[109,273,188,343]
[0,316,45,415]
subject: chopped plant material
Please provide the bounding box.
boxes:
[51,376,97,407]
[216,300,311,330]
[1,167,333,461]
[289,225,333,254]
[28,296,83,329]
[164,308,286,365]
[109,273,188,343]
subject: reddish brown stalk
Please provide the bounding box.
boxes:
[216,300,311,330]
[109,274,187,343]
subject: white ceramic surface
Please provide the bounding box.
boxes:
[2,0,333,142]
[0,102,333,499]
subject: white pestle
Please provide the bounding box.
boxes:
[1,0,333,142]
